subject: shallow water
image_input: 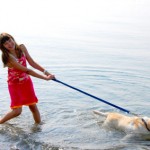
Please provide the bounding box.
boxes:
[0,39,150,149]
[0,0,150,149]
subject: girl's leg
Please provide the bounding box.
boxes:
[29,104,41,124]
[0,108,22,124]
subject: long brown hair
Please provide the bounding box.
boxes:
[0,33,23,67]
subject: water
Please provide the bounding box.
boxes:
[0,0,150,149]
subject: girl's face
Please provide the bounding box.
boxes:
[3,38,15,51]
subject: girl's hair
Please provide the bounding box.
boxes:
[0,33,23,67]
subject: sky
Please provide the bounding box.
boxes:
[0,0,150,38]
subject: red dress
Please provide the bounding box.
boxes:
[8,54,38,108]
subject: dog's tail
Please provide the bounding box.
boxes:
[93,110,108,117]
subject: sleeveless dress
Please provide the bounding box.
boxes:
[8,54,38,108]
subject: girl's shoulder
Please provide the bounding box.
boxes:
[19,44,26,51]
[19,44,27,56]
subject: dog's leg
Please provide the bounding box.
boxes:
[93,110,108,117]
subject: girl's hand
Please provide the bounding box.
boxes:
[45,74,55,80]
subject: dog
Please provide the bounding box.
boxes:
[93,110,150,134]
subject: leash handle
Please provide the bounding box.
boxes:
[52,79,130,114]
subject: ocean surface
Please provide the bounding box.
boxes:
[0,1,150,150]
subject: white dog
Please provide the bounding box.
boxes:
[93,110,150,134]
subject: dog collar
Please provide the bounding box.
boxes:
[141,118,150,132]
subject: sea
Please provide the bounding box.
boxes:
[0,0,150,150]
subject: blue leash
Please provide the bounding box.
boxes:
[52,79,131,114]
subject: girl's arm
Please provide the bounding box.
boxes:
[8,56,54,80]
[20,44,51,76]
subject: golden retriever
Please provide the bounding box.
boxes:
[93,110,150,134]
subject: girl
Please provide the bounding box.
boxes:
[0,33,55,124]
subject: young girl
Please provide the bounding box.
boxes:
[0,33,55,124]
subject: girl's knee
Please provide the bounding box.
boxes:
[13,108,22,116]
